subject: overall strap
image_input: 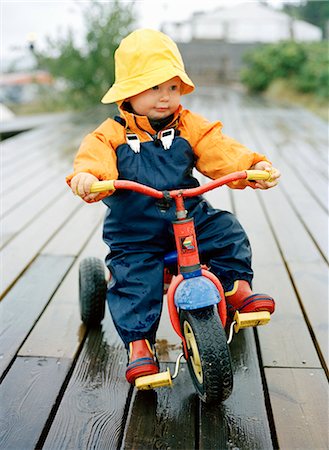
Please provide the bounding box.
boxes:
[114,115,180,152]
[114,115,141,153]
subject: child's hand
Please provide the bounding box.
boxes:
[251,161,281,189]
[70,172,100,202]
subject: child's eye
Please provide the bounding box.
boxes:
[170,85,178,91]
[152,86,159,90]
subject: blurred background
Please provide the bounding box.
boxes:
[1,0,328,124]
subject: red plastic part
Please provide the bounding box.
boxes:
[169,171,248,198]
[173,219,200,269]
[174,195,186,217]
[166,274,188,356]
[113,180,164,198]
[201,270,227,327]
[113,171,248,200]
[166,270,227,358]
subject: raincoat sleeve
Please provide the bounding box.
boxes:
[180,111,271,189]
[66,119,121,199]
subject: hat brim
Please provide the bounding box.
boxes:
[101,65,194,104]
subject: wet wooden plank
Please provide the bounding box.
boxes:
[253,265,322,369]
[1,174,68,248]
[3,150,67,195]
[0,111,72,136]
[19,226,108,358]
[1,122,91,216]
[232,188,322,369]
[237,100,328,262]
[276,138,328,212]
[252,101,328,180]
[1,124,61,162]
[0,191,80,298]
[265,367,328,450]
[198,173,233,214]
[199,329,273,450]
[215,86,327,207]
[256,186,323,265]
[206,186,233,213]
[1,167,70,218]
[123,363,197,450]
[42,318,129,450]
[1,118,85,179]
[0,254,73,378]
[255,188,328,368]
[0,356,72,450]
[2,122,91,189]
[41,201,106,256]
[231,190,282,266]
[288,261,329,369]
[2,126,71,189]
[274,163,328,261]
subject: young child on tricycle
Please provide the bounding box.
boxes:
[67,29,280,401]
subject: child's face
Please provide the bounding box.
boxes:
[128,77,181,120]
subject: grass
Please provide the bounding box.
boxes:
[8,95,71,116]
[9,103,67,116]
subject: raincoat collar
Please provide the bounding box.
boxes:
[119,104,183,135]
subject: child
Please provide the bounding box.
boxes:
[67,29,280,385]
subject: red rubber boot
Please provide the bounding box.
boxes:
[225,280,275,319]
[125,339,159,384]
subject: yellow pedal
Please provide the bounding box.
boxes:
[135,369,173,390]
[234,311,271,333]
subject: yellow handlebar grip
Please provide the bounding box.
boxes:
[90,180,116,193]
[245,170,274,182]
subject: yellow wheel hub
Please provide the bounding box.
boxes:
[183,320,203,384]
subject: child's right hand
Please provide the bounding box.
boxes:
[70,172,100,202]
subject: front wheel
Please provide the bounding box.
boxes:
[79,257,107,327]
[180,306,233,403]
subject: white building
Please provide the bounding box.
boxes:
[163,3,322,43]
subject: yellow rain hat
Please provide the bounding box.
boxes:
[101,28,194,104]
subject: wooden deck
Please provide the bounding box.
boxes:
[1,86,328,450]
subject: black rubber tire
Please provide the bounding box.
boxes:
[79,257,107,327]
[180,306,233,403]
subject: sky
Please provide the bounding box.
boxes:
[1,0,291,67]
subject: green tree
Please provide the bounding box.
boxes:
[240,41,328,100]
[37,0,136,109]
[283,1,329,38]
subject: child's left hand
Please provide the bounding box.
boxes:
[251,161,281,189]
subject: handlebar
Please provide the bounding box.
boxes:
[90,170,274,198]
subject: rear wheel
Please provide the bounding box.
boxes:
[180,306,233,403]
[79,257,107,327]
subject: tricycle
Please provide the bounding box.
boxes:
[78,170,273,403]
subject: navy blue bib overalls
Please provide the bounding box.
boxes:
[102,134,253,346]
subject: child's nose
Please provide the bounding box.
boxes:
[159,89,170,101]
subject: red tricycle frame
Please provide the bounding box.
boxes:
[91,169,274,358]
